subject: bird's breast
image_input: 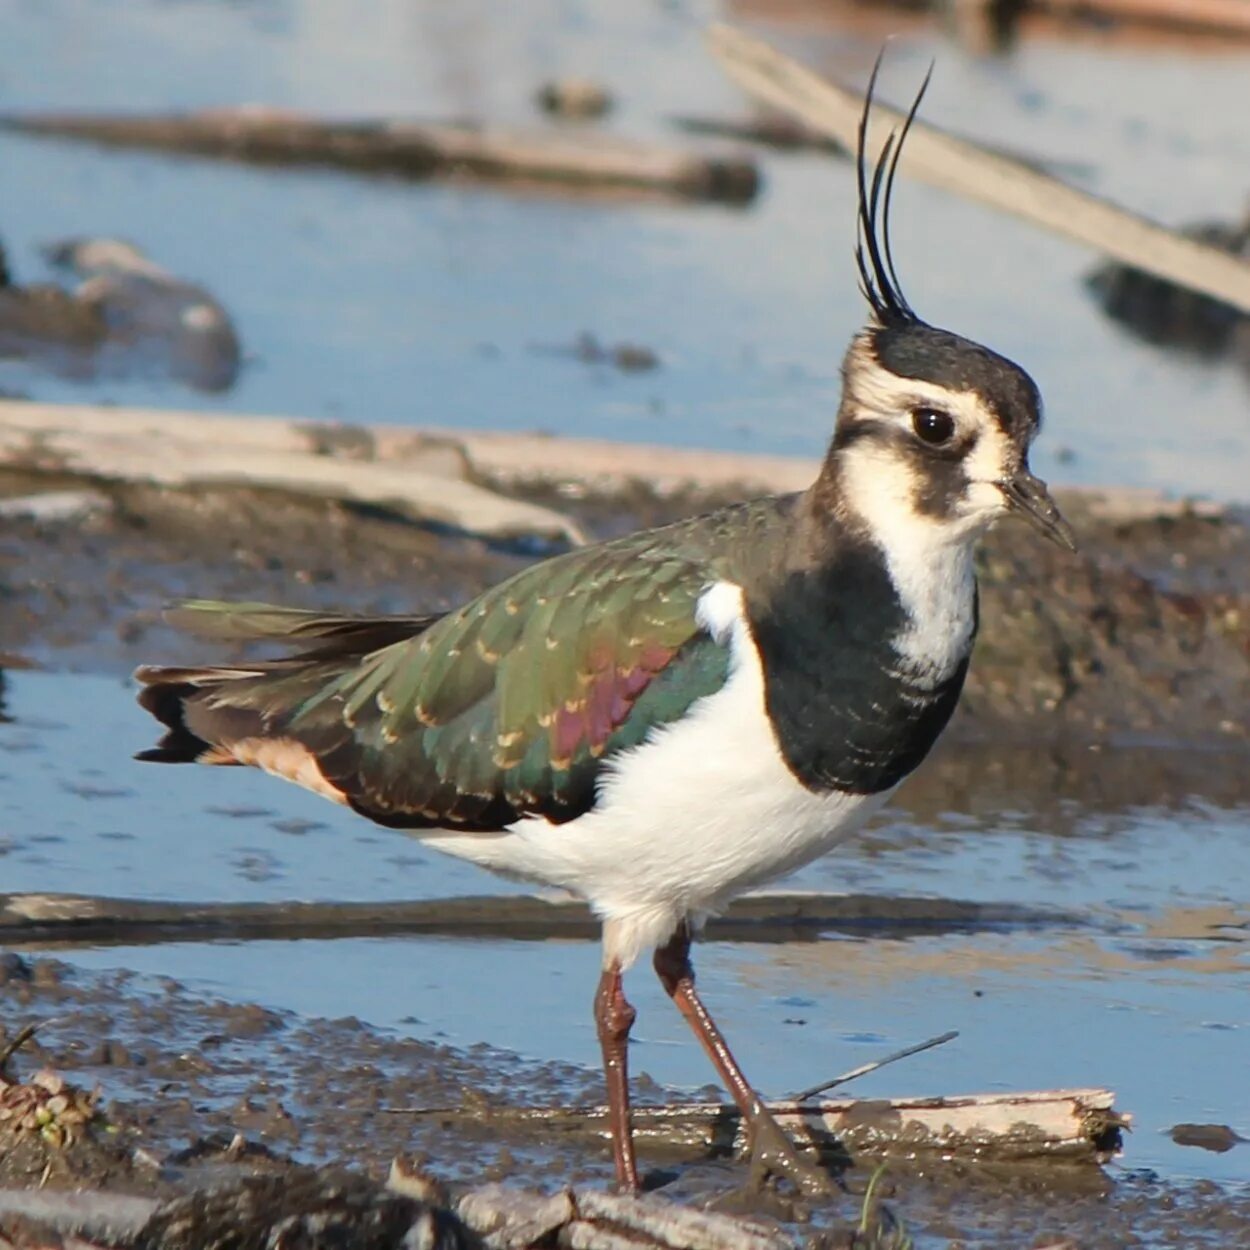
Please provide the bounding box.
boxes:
[746,541,975,795]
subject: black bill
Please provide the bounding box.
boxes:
[999,471,1077,551]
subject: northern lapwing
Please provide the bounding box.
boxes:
[134,62,1074,1196]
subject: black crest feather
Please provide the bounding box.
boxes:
[855,52,933,327]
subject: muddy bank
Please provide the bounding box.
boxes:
[1,961,1248,1248]
[0,459,1246,750]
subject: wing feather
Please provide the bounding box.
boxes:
[136,499,804,830]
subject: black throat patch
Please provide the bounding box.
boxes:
[745,536,974,795]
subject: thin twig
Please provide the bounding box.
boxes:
[0,1018,61,1076]
[791,1030,959,1102]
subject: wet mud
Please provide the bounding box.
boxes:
[0,471,1247,752]
[0,476,1248,1245]
[2,959,1249,1248]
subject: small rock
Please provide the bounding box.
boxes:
[136,1169,475,1250]
[1169,1123,1246,1153]
[30,960,64,989]
[89,1038,132,1068]
[536,78,613,119]
[612,343,660,372]
[0,490,113,523]
[456,1182,573,1249]
[0,953,33,985]
[388,1156,450,1207]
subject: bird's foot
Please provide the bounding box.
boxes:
[743,1103,835,1199]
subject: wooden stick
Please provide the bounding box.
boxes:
[0,397,820,499]
[0,890,1089,949]
[0,109,759,205]
[1040,0,1250,36]
[708,24,1250,313]
[0,402,584,546]
[670,110,1094,179]
[388,1087,1127,1166]
[791,1030,960,1101]
[0,1022,44,1075]
[669,112,842,153]
[0,399,1224,519]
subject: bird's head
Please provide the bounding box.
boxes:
[825,60,1074,553]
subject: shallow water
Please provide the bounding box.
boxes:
[1,0,1249,498]
[3,668,1247,1188]
[1,0,1249,1224]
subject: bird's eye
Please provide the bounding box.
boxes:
[911,407,956,446]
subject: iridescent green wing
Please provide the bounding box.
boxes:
[289,537,732,829]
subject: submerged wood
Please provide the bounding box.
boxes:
[709,25,1250,314]
[0,401,584,546]
[0,108,759,205]
[669,112,842,153]
[1039,0,1250,35]
[395,1088,1126,1167]
[0,890,1087,948]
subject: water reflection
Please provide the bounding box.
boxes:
[2,665,1247,1184]
[0,1,1248,495]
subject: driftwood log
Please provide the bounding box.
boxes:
[0,400,585,546]
[393,1088,1126,1168]
[0,109,759,206]
[670,111,1093,181]
[709,25,1250,314]
[0,399,1218,521]
[1039,0,1250,35]
[942,0,1250,45]
[0,889,1087,949]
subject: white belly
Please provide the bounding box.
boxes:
[423,582,894,968]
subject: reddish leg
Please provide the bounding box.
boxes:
[594,963,639,1192]
[653,924,833,1196]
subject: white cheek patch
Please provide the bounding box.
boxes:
[963,423,1014,486]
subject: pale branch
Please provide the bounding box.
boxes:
[0,109,759,205]
[385,1088,1127,1167]
[0,399,1223,516]
[0,402,584,546]
[709,24,1250,313]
